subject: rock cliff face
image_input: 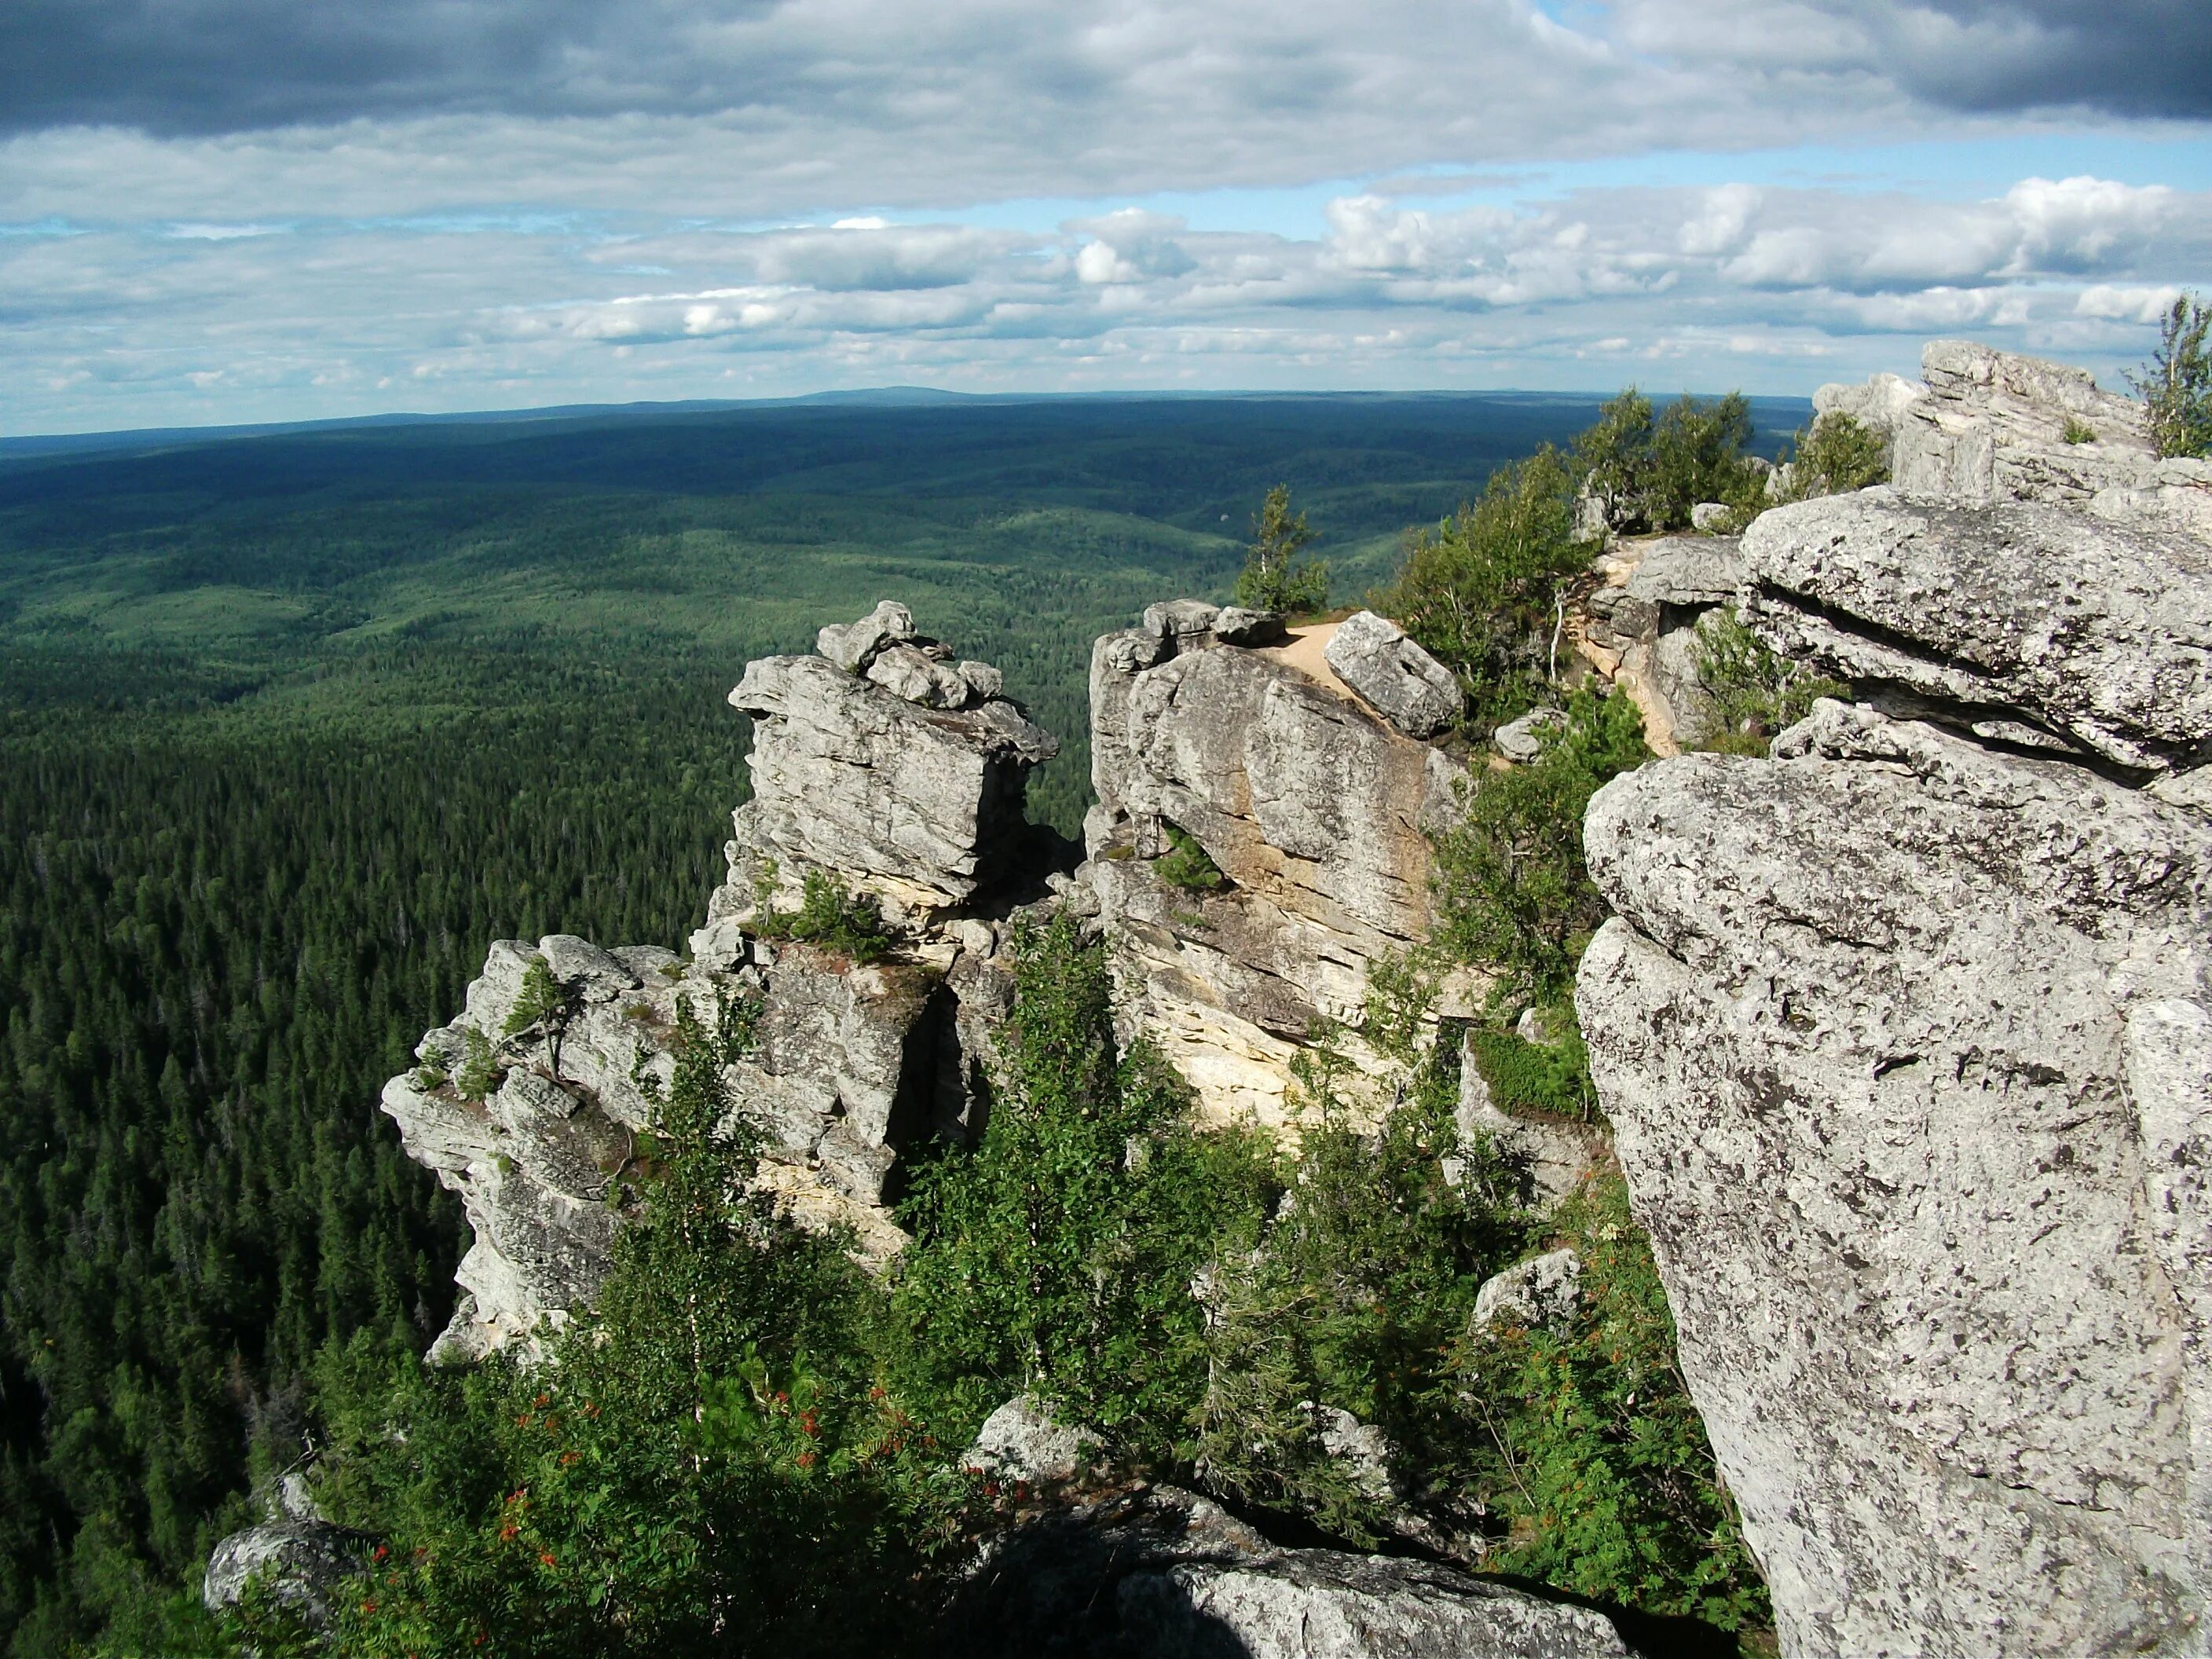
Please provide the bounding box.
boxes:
[1082,600,1468,1124]
[1577,343,2212,1657]
[380,611,1057,1363]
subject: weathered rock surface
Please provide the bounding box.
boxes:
[1472,1248,1581,1335]
[1452,1041,1608,1209]
[713,644,1056,929]
[1492,708,1562,764]
[1579,536,1746,752]
[964,1395,1099,1485]
[203,1518,375,1626]
[385,608,1056,1361]
[1893,339,2156,506]
[1741,488,2212,775]
[1085,611,1467,1123]
[1322,610,1462,739]
[1577,697,2212,1657]
[935,1485,1640,1658]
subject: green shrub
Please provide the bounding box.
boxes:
[1774,409,1890,503]
[1152,822,1225,892]
[1445,1173,1770,1632]
[755,868,894,965]
[453,1026,500,1102]
[1467,1011,1598,1123]
[892,914,1275,1451]
[2134,291,2212,460]
[1194,1048,1527,1543]
[502,958,566,1038]
[245,999,952,1658]
[1691,607,1847,756]
[2062,415,2097,445]
[1429,685,1649,1009]
[1374,445,1588,731]
[1574,390,1763,533]
[1648,392,1764,529]
[1234,484,1329,616]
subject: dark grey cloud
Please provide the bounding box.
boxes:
[0,0,767,135]
[1866,0,2212,119]
[5,0,2204,145]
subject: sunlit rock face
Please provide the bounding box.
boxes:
[1578,342,2212,1658]
[382,607,1058,1364]
[1082,607,1468,1126]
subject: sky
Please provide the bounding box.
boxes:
[4,0,2208,434]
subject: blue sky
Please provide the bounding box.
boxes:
[3,0,2207,434]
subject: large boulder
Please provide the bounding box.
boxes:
[718,648,1056,928]
[1892,339,2156,507]
[1741,488,2212,775]
[1084,621,1467,1124]
[935,1485,1640,1658]
[1322,611,1463,739]
[203,1518,375,1628]
[1576,698,2212,1657]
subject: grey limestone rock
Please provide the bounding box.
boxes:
[957,658,1004,701]
[866,643,976,709]
[1493,708,1562,764]
[1811,368,1926,445]
[1575,698,2212,1657]
[816,599,916,672]
[1212,606,1290,646]
[1688,501,1733,531]
[1323,610,1462,738]
[1143,598,1221,646]
[1472,1248,1582,1335]
[1741,487,2212,774]
[203,1518,375,1626]
[723,651,1055,922]
[1452,1049,1605,1210]
[1083,636,1466,1123]
[963,1394,1098,1485]
[937,1485,1638,1659]
[1892,339,2157,507]
[1622,535,1743,610]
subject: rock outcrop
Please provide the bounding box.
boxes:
[203,1518,375,1628]
[1082,609,1470,1124]
[382,609,1057,1361]
[699,633,1056,939]
[935,1485,1640,1658]
[1581,535,1746,752]
[1577,341,2212,1657]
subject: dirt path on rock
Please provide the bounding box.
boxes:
[1258,621,1357,700]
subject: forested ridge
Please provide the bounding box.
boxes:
[0,651,755,1648]
[0,393,1809,1653]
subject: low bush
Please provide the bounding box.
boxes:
[1575,390,1765,533]
[1152,821,1226,892]
[753,867,894,964]
[1429,685,1650,1010]
[1234,484,1330,616]
[891,914,1276,1452]
[1443,1174,1770,1632]
[1691,608,1847,756]
[1773,409,1889,503]
[1375,445,1589,731]
[2135,291,2212,460]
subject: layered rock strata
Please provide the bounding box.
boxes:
[1577,343,2212,1657]
[382,611,1056,1363]
[1082,601,1469,1124]
[934,1485,1640,1658]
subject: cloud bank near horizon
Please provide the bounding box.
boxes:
[4,0,2207,431]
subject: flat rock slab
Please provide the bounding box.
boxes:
[1742,488,2212,773]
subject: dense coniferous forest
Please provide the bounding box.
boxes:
[0,394,1806,1653]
